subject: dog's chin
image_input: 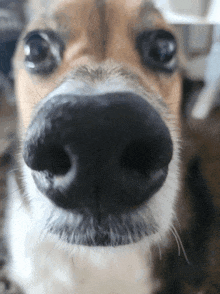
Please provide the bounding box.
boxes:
[45,208,158,247]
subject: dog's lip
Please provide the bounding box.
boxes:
[45,202,158,247]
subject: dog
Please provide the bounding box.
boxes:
[6,0,184,293]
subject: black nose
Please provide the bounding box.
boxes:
[23,92,173,214]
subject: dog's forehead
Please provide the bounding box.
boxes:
[28,0,168,31]
[53,0,162,22]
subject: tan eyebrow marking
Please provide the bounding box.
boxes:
[136,1,172,32]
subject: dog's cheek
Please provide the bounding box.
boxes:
[14,69,33,130]
[140,71,182,124]
[13,67,62,131]
[164,72,182,117]
[159,73,182,117]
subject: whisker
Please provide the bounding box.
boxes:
[172,225,190,265]
[171,226,181,256]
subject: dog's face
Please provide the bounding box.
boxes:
[14,0,182,247]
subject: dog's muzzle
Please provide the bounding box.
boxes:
[23,92,173,217]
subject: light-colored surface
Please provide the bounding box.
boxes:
[155,0,220,23]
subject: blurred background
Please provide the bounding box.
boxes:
[0,0,220,293]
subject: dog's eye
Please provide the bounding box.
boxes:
[24,30,64,75]
[136,30,177,73]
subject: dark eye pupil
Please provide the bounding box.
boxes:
[136,29,177,72]
[24,30,65,75]
[150,38,175,63]
[26,36,49,62]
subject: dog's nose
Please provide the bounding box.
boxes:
[23,92,173,214]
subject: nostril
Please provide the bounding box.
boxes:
[120,139,172,175]
[24,143,72,176]
[44,145,72,175]
[120,140,151,175]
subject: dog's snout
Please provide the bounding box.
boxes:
[23,92,173,213]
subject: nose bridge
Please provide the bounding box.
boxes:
[62,0,140,65]
[60,0,105,62]
[104,0,142,68]
[84,2,106,61]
